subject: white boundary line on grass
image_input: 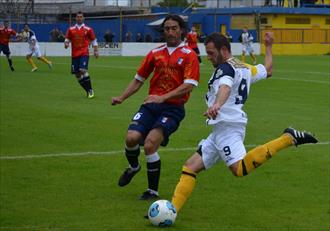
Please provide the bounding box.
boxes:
[52,62,330,84]
[1,142,329,160]
[53,62,330,77]
[273,77,330,84]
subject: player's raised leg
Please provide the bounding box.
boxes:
[233,127,318,177]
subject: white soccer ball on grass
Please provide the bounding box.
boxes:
[148,199,177,227]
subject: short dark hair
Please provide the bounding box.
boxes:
[204,33,231,53]
[76,11,83,16]
[161,14,186,30]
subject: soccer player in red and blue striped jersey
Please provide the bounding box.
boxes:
[65,11,98,98]
[0,20,16,71]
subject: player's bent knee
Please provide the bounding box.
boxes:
[144,139,158,154]
[125,130,141,147]
[184,153,205,173]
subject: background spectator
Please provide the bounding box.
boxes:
[104,30,114,43]
[136,33,143,42]
[49,28,59,42]
[125,31,132,42]
[145,33,152,42]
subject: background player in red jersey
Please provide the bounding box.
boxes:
[64,11,98,99]
[112,14,200,200]
[186,26,202,63]
[0,20,16,71]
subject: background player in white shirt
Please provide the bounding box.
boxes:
[240,26,257,64]
[22,24,52,72]
[169,32,318,214]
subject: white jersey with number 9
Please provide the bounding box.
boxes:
[205,57,267,125]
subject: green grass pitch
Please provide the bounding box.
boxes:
[0,55,329,231]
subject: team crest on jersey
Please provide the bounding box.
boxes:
[180,47,191,54]
[161,117,168,123]
[177,58,183,65]
[215,68,223,78]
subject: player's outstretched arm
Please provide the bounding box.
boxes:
[264,32,274,77]
[111,78,144,105]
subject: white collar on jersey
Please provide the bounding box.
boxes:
[166,42,185,55]
[75,23,85,29]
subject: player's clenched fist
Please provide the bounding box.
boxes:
[264,32,274,46]
[111,96,123,105]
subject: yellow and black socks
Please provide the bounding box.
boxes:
[171,166,197,212]
[251,53,257,63]
[27,57,37,69]
[236,133,294,177]
[241,53,246,63]
[146,152,161,193]
[38,56,51,65]
[125,144,140,168]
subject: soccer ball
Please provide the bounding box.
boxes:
[148,200,177,227]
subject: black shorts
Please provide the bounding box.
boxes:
[71,56,89,74]
[128,102,185,146]
[0,43,10,55]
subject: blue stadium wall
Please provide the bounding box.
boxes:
[18,17,252,43]
[14,6,328,45]
[17,18,158,43]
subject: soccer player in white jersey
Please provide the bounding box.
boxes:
[169,32,318,214]
[240,26,257,64]
[22,24,52,72]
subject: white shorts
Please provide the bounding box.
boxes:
[198,122,246,169]
[27,45,42,57]
[242,45,254,54]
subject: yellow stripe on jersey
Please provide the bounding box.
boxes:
[243,63,258,76]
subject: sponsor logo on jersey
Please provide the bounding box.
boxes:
[177,58,183,65]
[180,47,191,54]
[161,117,168,123]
